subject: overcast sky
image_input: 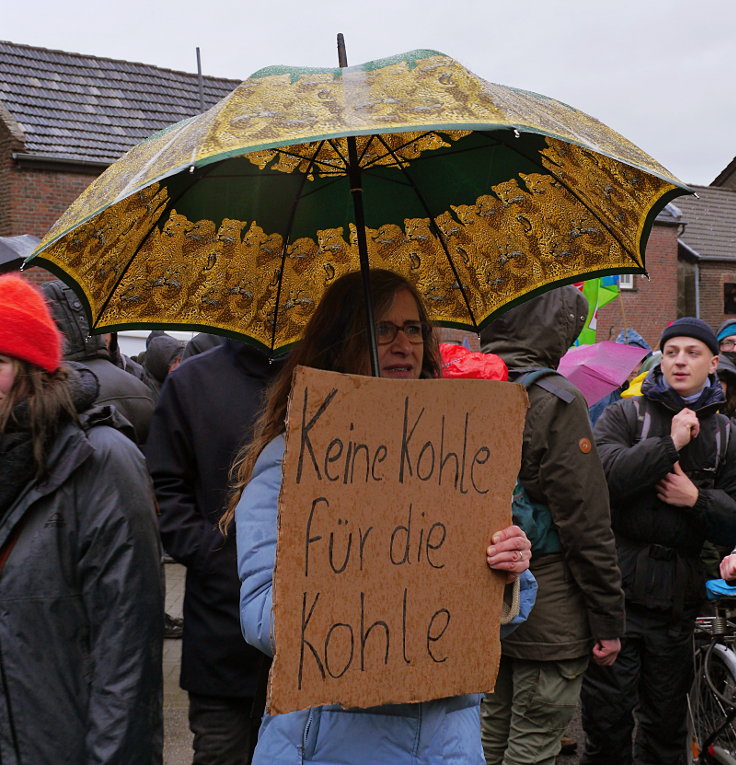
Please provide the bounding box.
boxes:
[4,0,735,186]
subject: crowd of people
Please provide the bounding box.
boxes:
[2,267,736,764]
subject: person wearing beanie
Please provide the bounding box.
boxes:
[0,274,164,763]
[659,316,720,357]
[716,317,736,360]
[580,319,736,765]
[0,273,61,373]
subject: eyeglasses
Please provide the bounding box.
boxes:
[721,339,736,350]
[375,321,430,345]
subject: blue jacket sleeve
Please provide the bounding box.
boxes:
[499,570,538,638]
[235,435,285,657]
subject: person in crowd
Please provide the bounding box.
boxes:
[106,330,159,392]
[716,353,736,418]
[581,317,736,765]
[479,286,625,765]
[143,333,186,397]
[588,328,651,426]
[181,331,226,361]
[145,337,285,764]
[0,274,163,764]
[41,279,156,445]
[717,318,736,357]
[223,268,536,765]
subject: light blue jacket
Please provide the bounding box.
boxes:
[236,436,536,765]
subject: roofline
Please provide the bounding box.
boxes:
[12,152,109,175]
[0,100,25,143]
[678,237,736,263]
[0,39,241,84]
[712,157,736,187]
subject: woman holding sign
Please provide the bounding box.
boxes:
[225,269,535,764]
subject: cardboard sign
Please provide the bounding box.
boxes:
[268,366,528,714]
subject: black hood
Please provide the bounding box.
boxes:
[479,285,589,369]
[226,339,289,382]
[718,352,736,382]
[144,335,184,383]
[41,280,110,362]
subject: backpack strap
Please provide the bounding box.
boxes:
[625,398,730,474]
[622,397,652,442]
[714,413,731,475]
[512,367,576,404]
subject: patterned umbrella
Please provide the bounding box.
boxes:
[26,47,690,358]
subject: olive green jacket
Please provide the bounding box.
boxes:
[481,286,625,660]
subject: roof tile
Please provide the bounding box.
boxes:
[677,185,736,260]
[0,40,239,164]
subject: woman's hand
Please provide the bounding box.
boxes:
[486,524,531,583]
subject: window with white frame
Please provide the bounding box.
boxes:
[619,273,634,290]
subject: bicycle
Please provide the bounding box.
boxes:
[687,580,736,764]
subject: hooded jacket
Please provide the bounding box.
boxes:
[481,285,625,658]
[41,280,156,444]
[145,339,283,697]
[594,366,736,611]
[0,367,163,764]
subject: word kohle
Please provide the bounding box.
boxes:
[269,366,527,714]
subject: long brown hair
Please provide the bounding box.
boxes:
[219,269,441,534]
[0,358,79,475]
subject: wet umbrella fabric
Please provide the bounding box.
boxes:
[1,235,40,274]
[27,49,689,355]
[557,340,650,406]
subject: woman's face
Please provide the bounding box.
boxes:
[372,288,425,380]
[0,354,17,403]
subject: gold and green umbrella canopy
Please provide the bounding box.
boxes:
[29,49,689,354]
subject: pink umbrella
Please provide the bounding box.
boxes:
[557,341,650,406]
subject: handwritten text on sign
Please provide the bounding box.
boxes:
[269,367,527,714]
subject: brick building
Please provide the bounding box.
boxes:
[595,204,684,348]
[0,40,237,284]
[675,183,736,331]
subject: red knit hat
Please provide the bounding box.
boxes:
[0,273,62,373]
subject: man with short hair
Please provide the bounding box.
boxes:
[581,317,736,765]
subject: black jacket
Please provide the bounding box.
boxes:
[145,340,282,696]
[0,390,163,764]
[594,367,736,611]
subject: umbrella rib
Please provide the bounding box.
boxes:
[93,162,223,328]
[359,131,466,171]
[483,130,646,269]
[373,134,480,332]
[268,147,345,174]
[268,140,330,352]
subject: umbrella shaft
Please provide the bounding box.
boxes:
[345,135,380,377]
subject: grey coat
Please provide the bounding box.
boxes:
[0,410,164,764]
